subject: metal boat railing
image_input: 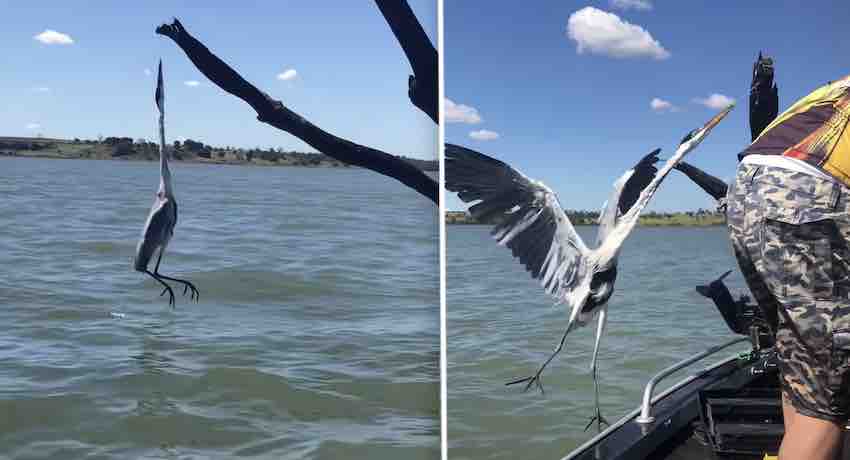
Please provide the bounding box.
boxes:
[561,337,753,460]
[635,337,751,424]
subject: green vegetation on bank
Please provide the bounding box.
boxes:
[0,136,438,171]
[446,210,725,227]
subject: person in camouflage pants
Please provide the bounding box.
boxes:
[727,163,850,459]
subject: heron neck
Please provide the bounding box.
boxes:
[600,141,690,254]
[159,114,173,196]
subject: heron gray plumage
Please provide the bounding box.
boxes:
[134,61,199,308]
[445,105,733,431]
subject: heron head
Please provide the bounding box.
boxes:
[677,104,735,154]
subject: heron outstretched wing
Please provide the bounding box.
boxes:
[445,144,590,302]
[597,149,660,246]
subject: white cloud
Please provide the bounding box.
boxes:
[650,97,679,112]
[445,98,482,124]
[692,93,735,109]
[34,29,74,45]
[32,87,50,92]
[610,0,653,11]
[25,123,41,130]
[469,129,500,141]
[144,68,152,76]
[277,69,298,81]
[566,7,670,60]
[184,80,200,87]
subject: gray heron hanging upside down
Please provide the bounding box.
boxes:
[445,105,733,432]
[134,61,199,308]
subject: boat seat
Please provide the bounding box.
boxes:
[697,384,785,456]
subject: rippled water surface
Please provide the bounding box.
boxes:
[447,224,753,460]
[0,157,439,459]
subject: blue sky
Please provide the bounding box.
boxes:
[0,1,437,159]
[446,1,850,211]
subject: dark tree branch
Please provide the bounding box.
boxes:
[156,18,438,204]
[374,0,438,124]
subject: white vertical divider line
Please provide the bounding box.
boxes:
[437,0,447,457]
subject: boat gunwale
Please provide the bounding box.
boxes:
[561,347,757,460]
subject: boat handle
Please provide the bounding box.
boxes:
[635,337,751,425]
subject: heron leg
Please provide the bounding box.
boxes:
[152,249,199,302]
[584,307,610,433]
[506,322,575,394]
[144,269,175,308]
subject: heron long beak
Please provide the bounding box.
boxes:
[685,103,735,148]
[702,103,735,134]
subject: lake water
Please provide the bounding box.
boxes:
[0,157,439,459]
[447,224,753,460]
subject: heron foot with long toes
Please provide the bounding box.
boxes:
[145,270,176,308]
[584,409,610,433]
[507,326,572,395]
[506,372,545,394]
[158,285,176,308]
[505,347,565,394]
[155,274,199,302]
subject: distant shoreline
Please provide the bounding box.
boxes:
[445,211,725,227]
[0,149,356,169]
[0,136,438,172]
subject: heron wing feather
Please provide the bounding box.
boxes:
[596,149,659,246]
[134,197,174,270]
[445,143,589,303]
[596,170,632,246]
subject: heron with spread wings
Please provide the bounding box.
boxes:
[134,61,199,308]
[445,105,733,431]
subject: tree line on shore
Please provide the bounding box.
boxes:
[0,135,437,171]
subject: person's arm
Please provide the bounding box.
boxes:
[749,51,779,142]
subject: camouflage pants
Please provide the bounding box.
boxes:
[727,163,850,423]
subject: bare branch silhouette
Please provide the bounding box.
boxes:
[374,0,438,123]
[156,17,438,204]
